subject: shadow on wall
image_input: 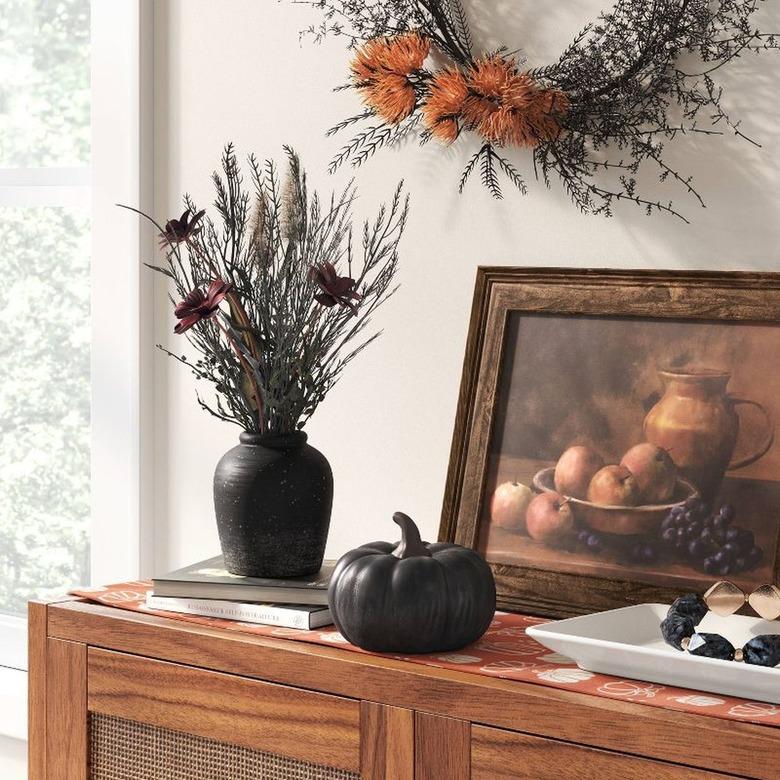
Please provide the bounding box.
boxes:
[414,0,780,262]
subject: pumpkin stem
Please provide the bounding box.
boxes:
[392,512,432,559]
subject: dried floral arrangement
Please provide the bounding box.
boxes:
[304,0,777,220]
[123,145,407,434]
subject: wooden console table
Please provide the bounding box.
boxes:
[30,598,779,779]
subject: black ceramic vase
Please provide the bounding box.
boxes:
[213,431,333,578]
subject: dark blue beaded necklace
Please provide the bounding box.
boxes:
[661,594,780,666]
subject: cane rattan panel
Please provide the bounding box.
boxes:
[89,713,361,780]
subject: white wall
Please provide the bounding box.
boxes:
[0,737,27,780]
[151,0,780,574]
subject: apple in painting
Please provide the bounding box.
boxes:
[587,465,641,506]
[490,481,533,532]
[554,445,604,499]
[525,492,574,542]
[620,443,677,503]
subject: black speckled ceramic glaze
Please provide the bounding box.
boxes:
[213,431,333,577]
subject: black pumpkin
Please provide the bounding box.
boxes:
[328,512,496,653]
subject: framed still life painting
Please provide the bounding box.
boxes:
[440,268,780,617]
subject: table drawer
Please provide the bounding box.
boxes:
[87,647,361,773]
[471,724,734,780]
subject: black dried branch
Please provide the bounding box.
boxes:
[458,145,482,193]
[126,146,407,434]
[328,125,386,173]
[353,126,395,168]
[300,0,472,62]
[447,0,472,58]
[326,110,376,136]
[328,115,421,172]
[480,144,503,199]
[494,152,528,196]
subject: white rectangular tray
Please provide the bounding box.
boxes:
[526,604,780,704]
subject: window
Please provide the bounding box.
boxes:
[0,0,154,707]
[0,0,91,671]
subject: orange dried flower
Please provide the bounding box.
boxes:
[381,32,430,74]
[502,72,538,111]
[524,88,569,143]
[460,94,498,130]
[431,118,460,144]
[351,37,392,82]
[457,54,568,147]
[350,32,430,124]
[478,106,526,146]
[421,68,468,143]
[467,54,515,99]
[460,55,520,141]
[529,89,569,137]
[351,33,430,81]
[362,72,417,124]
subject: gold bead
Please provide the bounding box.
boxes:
[734,648,744,662]
[681,636,691,651]
[703,580,746,617]
[747,584,780,621]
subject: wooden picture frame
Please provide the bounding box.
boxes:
[439,267,780,617]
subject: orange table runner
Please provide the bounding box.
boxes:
[71,581,780,728]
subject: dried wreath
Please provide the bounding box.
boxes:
[305,0,777,221]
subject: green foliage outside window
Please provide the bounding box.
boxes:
[0,0,91,615]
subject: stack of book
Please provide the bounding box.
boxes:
[147,556,335,630]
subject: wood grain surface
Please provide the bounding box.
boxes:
[46,638,87,780]
[360,701,414,780]
[27,601,47,780]
[47,601,780,779]
[415,712,469,780]
[471,725,734,780]
[87,647,361,772]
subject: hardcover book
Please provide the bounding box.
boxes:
[151,555,335,605]
[146,594,333,629]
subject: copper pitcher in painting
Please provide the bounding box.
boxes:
[644,368,774,501]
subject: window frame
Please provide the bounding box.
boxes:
[0,0,154,741]
[89,0,154,589]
